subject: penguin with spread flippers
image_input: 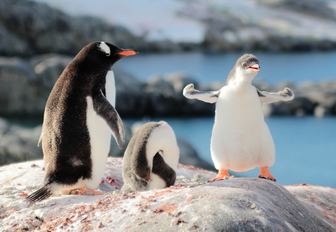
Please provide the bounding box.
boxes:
[122,121,179,192]
[27,42,137,202]
[183,54,294,182]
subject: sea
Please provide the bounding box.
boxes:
[116,52,336,187]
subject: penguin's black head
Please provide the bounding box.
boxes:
[96,41,138,62]
[74,41,138,74]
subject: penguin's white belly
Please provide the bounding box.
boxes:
[85,70,116,188]
[211,86,275,172]
[148,174,166,190]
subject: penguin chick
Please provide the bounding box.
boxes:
[122,121,179,192]
[27,42,137,202]
[183,54,294,182]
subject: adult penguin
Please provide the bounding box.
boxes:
[27,42,137,202]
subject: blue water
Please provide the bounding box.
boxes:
[129,117,336,187]
[117,52,336,84]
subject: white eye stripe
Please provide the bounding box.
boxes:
[98,41,110,56]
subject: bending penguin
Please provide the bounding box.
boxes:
[122,121,179,192]
[27,42,137,202]
[183,54,294,181]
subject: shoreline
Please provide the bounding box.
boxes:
[1,54,336,118]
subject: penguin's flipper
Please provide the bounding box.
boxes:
[93,90,125,149]
[183,83,219,104]
[257,88,295,104]
[26,185,52,202]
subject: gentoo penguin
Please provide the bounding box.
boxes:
[183,54,294,181]
[122,121,180,192]
[27,42,137,202]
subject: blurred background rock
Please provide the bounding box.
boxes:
[0,0,335,187]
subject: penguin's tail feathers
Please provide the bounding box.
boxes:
[26,184,53,203]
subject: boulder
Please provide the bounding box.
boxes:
[114,67,146,117]
[145,76,179,116]
[0,55,72,117]
[177,138,215,171]
[0,118,42,165]
[0,58,38,116]
[0,158,334,231]
[0,0,145,56]
[146,73,215,116]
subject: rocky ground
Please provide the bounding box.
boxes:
[1,54,336,118]
[0,158,335,231]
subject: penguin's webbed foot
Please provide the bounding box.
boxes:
[69,188,103,196]
[258,167,276,182]
[209,169,233,182]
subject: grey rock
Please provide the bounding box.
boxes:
[145,76,178,115]
[31,54,71,90]
[147,73,214,116]
[0,118,42,165]
[0,55,71,117]
[164,73,196,94]
[0,58,38,116]
[0,158,334,231]
[0,24,29,56]
[314,105,331,118]
[178,138,214,171]
[114,68,146,117]
[0,0,145,56]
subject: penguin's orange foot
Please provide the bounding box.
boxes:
[209,169,232,182]
[69,188,103,196]
[258,167,276,182]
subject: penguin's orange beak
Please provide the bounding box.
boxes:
[117,49,138,57]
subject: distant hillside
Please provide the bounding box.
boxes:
[2,0,336,55]
[179,0,336,51]
[0,0,147,56]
